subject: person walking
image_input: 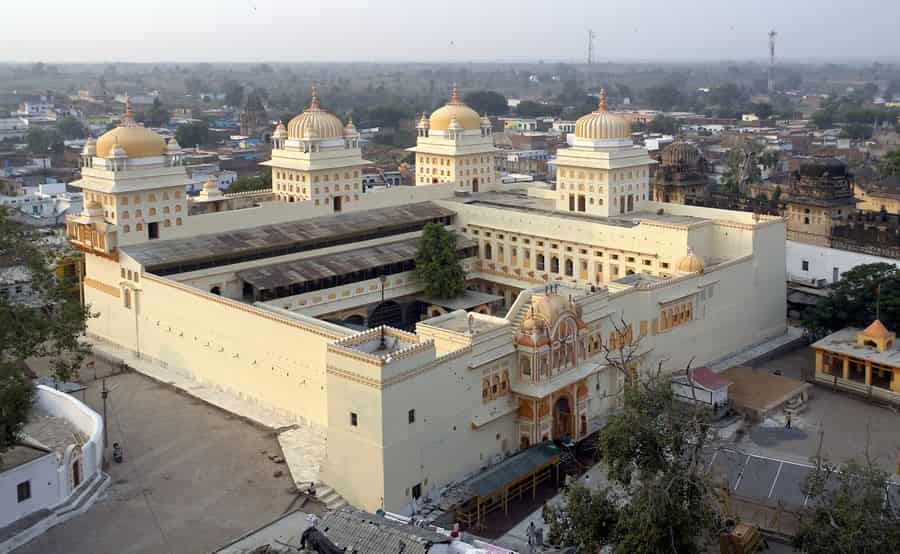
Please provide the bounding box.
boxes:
[785,412,792,430]
[527,520,535,548]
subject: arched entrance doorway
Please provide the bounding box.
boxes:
[553,396,572,440]
[210,286,222,296]
[472,178,479,192]
[369,300,403,328]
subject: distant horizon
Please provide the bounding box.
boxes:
[2,0,899,65]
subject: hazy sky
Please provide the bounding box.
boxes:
[2,0,898,63]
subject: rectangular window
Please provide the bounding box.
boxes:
[17,481,31,503]
[408,409,415,424]
[802,260,809,271]
[411,483,422,499]
[350,412,358,427]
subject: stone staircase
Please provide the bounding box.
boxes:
[505,290,533,338]
[315,483,349,510]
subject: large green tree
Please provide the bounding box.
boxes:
[56,116,85,140]
[462,90,508,116]
[25,127,63,155]
[879,147,900,177]
[175,120,209,148]
[227,168,271,193]
[802,262,900,338]
[414,223,465,299]
[0,209,92,452]
[794,458,900,553]
[138,97,170,127]
[545,327,721,553]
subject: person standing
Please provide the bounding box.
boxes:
[527,520,535,548]
[785,412,792,430]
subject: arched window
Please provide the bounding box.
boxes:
[164,219,171,227]
[482,378,490,402]
[501,371,509,393]
[551,257,560,273]
[492,375,500,396]
[163,206,170,214]
[149,208,156,216]
[135,209,142,218]
[537,254,545,271]
[122,211,129,220]
[564,259,573,276]
[484,243,492,260]
[123,224,130,233]
[123,289,131,309]
[176,217,182,226]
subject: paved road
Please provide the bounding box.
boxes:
[16,364,301,554]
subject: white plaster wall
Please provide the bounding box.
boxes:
[34,385,104,491]
[0,453,58,529]
[786,240,900,285]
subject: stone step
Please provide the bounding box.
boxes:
[314,483,348,510]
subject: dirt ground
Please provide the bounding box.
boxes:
[17,357,310,554]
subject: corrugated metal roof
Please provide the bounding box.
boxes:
[318,509,448,554]
[237,235,474,291]
[121,202,455,272]
[464,441,561,498]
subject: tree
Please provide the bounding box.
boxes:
[841,123,873,140]
[751,102,774,120]
[227,168,271,193]
[802,262,900,338]
[720,143,762,195]
[880,147,900,177]
[224,79,244,108]
[139,97,170,128]
[175,120,209,148]
[25,127,63,155]
[544,482,619,551]
[647,115,679,135]
[794,455,900,553]
[644,83,684,111]
[545,319,721,553]
[0,209,92,452]
[414,223,465,299]
[515,100,561,117]
[462,90,507,116]
[56,116,85,140]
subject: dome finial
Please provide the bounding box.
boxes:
[123,93,137,126]
[598,87,607,112]
[449,82,461,105]
[309,81,319,109]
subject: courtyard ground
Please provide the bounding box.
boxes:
[16,357,315,554]
[741,347,900,474]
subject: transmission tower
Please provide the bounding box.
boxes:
[587,29,596,65]
[768,30,777,93]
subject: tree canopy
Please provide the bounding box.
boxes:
[644,82,684,111]
[515,100,561,118]
[794,458,900,552]
[414,223,465,299]
[802,262,900,338]
[227,168,271,193]
[56,116,85,140]
[25,127,63,155]
[647,115,680,134]
[137,97,170,128]
[175,120,209,148]
[0,209,92,452]
[462,90,507,116]
[878,147,900,177]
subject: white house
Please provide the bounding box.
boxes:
[786,240,900,286]
[0,385,106,552]
[672,367,731,407]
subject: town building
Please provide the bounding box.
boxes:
[812,319,900,402]
[67,84,786,515]
[0,385,106,552]
[238,91,270,141]
[651,140,709,203]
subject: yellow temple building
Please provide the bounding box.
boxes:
[812,319,900,399]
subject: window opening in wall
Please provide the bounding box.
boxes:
[411,483,421,499]
[802,260,809,271]
[17,481,31,503]
[408,409,415,424]
[350,412,358,427]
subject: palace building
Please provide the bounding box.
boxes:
[67,85,787,515]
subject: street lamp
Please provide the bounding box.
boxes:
[379,274,387,350]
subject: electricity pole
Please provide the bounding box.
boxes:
[101,378,109,447]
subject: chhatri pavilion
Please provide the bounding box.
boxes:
[812,319,900,399]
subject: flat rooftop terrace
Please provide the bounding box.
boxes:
[447,190,709,227]
[121,202,454,275]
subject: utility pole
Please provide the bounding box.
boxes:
[101,378,109,447]
[768,29,777,94]
[587,29,596,65]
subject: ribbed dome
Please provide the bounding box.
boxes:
[429,83,482,131]
[287,84,344,140]
[574,89,631,140]
[662,140,700,167]
[272,121,287,139]
[96,98,166,158]
[676,250,705,273]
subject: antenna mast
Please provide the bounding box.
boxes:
[587,29,596,65]
[768,29,777,93]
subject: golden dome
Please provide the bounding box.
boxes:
[96,97,167,158]
[574,88,631,141]
[428,83,481,131]
[287,83,344,140]
[202,178,219,191]
[676,249,705,273]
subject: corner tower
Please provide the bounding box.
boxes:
[262,83,369,212]
[408,83,497,192]
[66,97,187,255]
[554,89,654,217]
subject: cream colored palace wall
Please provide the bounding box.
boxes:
[84,256,348,428]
